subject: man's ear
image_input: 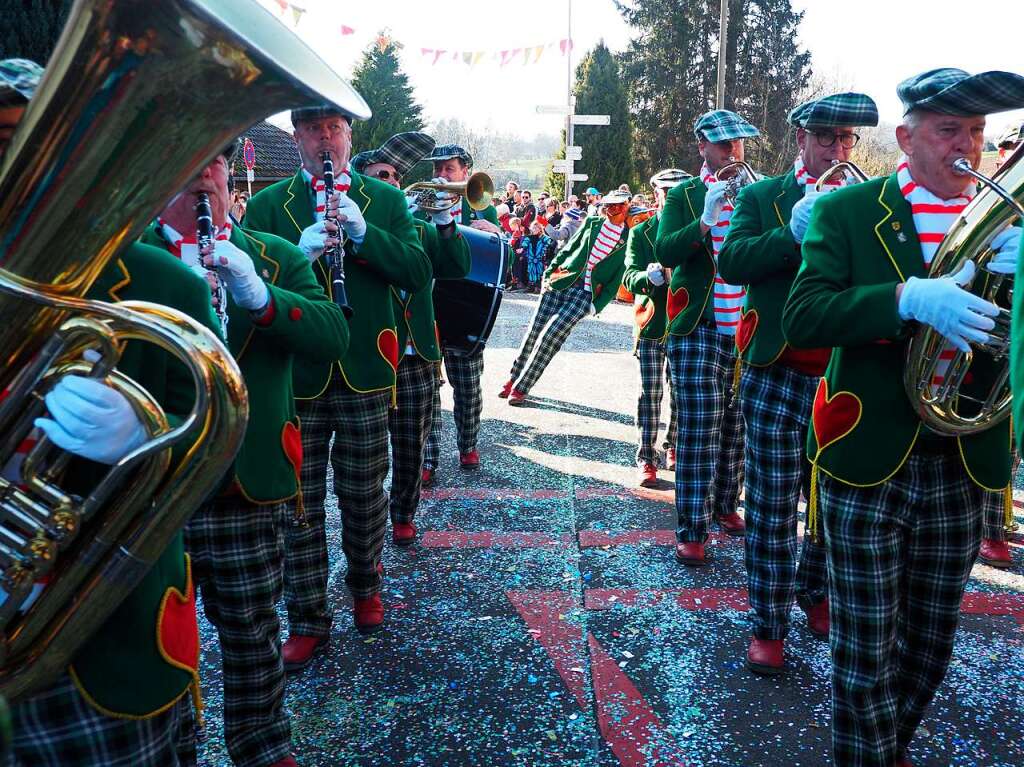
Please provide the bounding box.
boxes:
[895,124,913,156]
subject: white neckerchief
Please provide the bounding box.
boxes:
[302,165,352,223]
[701,163,745,336]
[158,218,232,338]
[583,218,624,292]
[793,156,843,197]
[896,156,976,395]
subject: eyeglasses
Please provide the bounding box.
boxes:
[375,169,401,182]
[810,131,860,149]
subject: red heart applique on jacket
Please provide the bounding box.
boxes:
[666,286,689,323]
[377,328,399,373]
[736,310,758,354]
[812,378,862,451]
[157,558,199,674]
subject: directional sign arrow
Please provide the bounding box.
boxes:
[572,114,610,126]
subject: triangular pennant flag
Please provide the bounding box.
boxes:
[275,0,287,11]
[290,5,305,26]
[340,25,355,35]
[559,38,573,55]
[451,51,458,61]
[499,50,510,66]
[432,49,446,65]
[532,45,545,63]
[462,51,473,65]
[376,34,391,53]
[421,47,433,57]
[471,51,485,67]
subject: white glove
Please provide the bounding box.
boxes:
[405,194,421,215]
[646,262,666,287]
[589,302,598,316]
[898,261,998,352]
[987,226,1021,274]
[204,239,269,311]
[298,221,331,263]
[789,194,819,243]
[35,376,147,464]
[429,184,454,227]
[336,192,367,245]
[700,180,730,227]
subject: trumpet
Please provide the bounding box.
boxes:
[405,171,494,214]
[814,160,869,192]
[715,158,758,204]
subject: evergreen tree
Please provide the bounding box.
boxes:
[349,35,425,156]
[0,0,72,64]
[616,0,811,176]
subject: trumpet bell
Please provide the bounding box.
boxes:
[405,171,495,213]
[814,160,870,192]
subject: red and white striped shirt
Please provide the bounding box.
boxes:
[897,156,976,392]
[302,166,351,223]
[701,164,745,336]
[583,219,625,292]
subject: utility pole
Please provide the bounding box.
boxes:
[716,0,729,109]
[564,0,573,201]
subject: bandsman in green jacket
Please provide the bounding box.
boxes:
[782,68,1024,767]
[621,168,691,488]
[420,145,502,478]
[0,58,218,767]
[719,91,879,676]
[655,110,760,566]
[143,141,349,767]
[351,133,471,546]
[500,190,635,405]
[244,103,431,659]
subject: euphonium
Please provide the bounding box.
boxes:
[405,171,495,213]
[714,158,758,203]
[903,145,1024,436]
[0,0,370,701]
[814,160,870,192]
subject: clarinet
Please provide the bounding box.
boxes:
[321,151,353,317]
[195,192,229,338]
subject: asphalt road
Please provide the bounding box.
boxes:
[196,292,1024,767]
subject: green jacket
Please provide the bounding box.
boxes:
[71,243,219,718]
[544,216,629,314]
[782,173,1010,489]
[718,170,808,365]
[396,220,471,361]
[622,214,669,342]
[245,169,431,396]
[141,222,349,502]
[654,178,717,336]
[1013,231,1024,449]
[459,198,500,227]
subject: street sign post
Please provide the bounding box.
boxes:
[242,137,256,196]
[550,159,571,173]
[571,114,610,126]
[569,173,589,181]
[565,145,582,160]
[536,104,572,116]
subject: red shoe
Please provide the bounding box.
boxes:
[393,521,417,547]
[746,638,784,676]
[979,538,1013,568]
[498,379,514,398]
[718,511,746,536]
[353,594,384,633]
[665,448,676,471]
[507,389,528,406]
[674,542,709,566]
[638,463,658,488]
[459,450,480,470]
[270,757,298,767]
[421,467,435,487]
[800,598,830,639]
[282,634,327,672]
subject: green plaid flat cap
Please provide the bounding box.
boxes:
[693,110,759,142]
[0,58,43,103]
[600,189,631,205]
[351,131,435,177]
[788,92,879,129]
[649,168,692,188]
[898,68,1024,116]
[291,88,371,126]
[428,144,473,167]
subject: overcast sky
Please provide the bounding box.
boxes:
[258,0,1023,145]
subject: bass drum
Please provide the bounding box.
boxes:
[433,224,508,356]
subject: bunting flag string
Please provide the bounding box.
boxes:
[419,39,572,68]
[273,0,306,27]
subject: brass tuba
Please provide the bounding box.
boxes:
[405,171,495,213]
[903,145,1024,436]
[0,0,369,701]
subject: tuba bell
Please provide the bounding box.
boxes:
[0,0,369,701]
[405,171,495,213]
[903,145,1024,436]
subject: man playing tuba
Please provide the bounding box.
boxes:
[783,68,1024,767]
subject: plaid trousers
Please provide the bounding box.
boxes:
[389,354,437,523]
[635,337,678,467]
[740,363,828,640]
[184,497,292,767]
[509,283,592,394]
[820,442,985,767]
[666,323,745,543]
[285,378,390,630]
[981,488,1007,542]
[423,347,484,467]
[5,672,187,767]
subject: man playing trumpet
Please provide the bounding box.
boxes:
[719,92,879,675]
[783,68,1024,767]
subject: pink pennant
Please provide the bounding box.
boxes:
[340,25,355,35]
[432,49,446,65]
[275,0,287,10]
[559,38,573,55]
[499,49,510,67]
[421,47,433,57]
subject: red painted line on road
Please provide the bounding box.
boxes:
[576,486,673,503]
[960,592,1024,622]
[421,488,568,501]
[578,530,735,547]
[585,587,750,611]
[421,531,572,548]
[588,633,685,767]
